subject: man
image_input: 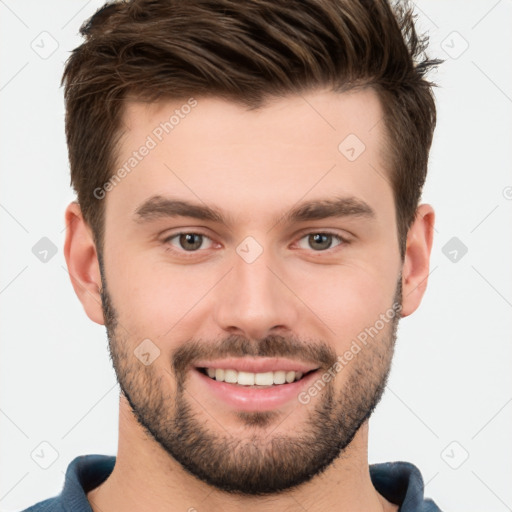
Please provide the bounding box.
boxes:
[23,0,442,510]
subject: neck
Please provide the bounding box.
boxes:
[88,397,397,512]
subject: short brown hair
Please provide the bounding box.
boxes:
[62,0,441,257]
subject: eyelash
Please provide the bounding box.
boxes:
[162,230,349,257]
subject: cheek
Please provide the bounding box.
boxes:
[107,253,219,336]
[289,263,398,345]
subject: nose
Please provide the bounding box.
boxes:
[213,246,300,341]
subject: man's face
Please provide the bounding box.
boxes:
[99,89,403,494]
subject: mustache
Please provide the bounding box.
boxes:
[171,334,338,378]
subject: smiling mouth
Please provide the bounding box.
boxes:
[196,367,317,387]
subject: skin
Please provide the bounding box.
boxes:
[64,88,434,512]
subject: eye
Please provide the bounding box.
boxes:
[164,232,214,252]
[296,232,345,251]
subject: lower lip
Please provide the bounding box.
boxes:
[192,368,320,412]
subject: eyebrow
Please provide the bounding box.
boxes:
[133,194,375,227]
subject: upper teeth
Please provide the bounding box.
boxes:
[206,368,304,385]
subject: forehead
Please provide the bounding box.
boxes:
[122,88,385,151]
[108,88,393,229]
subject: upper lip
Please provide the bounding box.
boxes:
[194,357,319,374]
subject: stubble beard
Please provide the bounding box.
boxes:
[99,259,401,495]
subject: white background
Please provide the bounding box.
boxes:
[1,1,511,511]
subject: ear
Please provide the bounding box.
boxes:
[63,201,105,325]
[400,203,435,317]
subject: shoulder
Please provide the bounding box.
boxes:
[19,496,64,512]
[370,461,443,512]
[19,454,116,512]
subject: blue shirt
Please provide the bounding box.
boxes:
[21,455,442,511]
